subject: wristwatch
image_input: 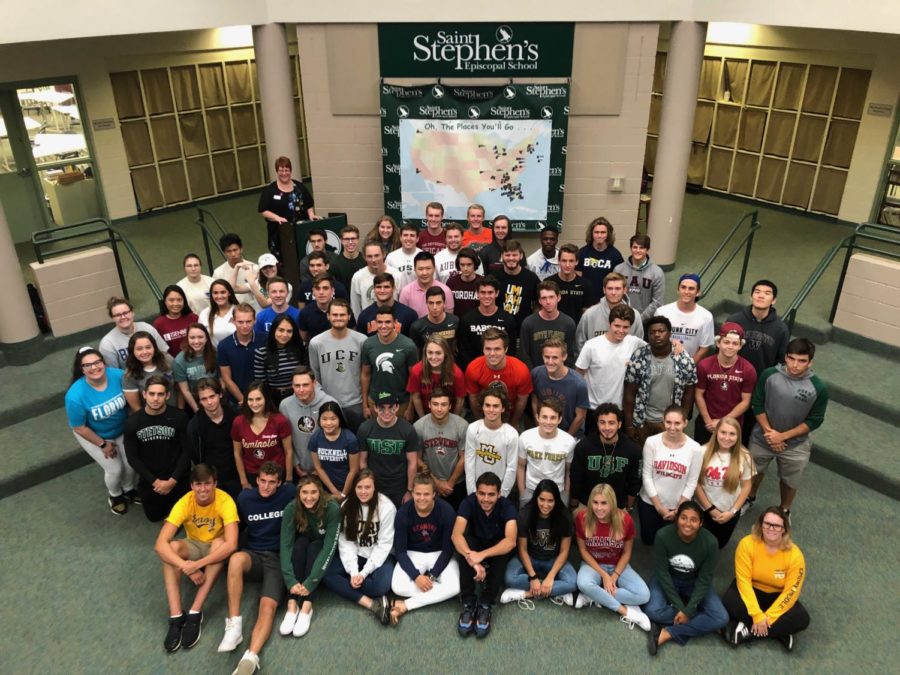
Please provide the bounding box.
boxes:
[528,573,539,581]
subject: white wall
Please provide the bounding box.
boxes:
[2,0,898,45]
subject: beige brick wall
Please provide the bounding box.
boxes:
[833,253,900,347]
[30,248,123,337]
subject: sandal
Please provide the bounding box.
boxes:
[389,599,407,627]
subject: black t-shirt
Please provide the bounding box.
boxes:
[458,493,517,545]
[187,405,239,483]
[410,313,460,352]
[547,273,597,322]
[570,433,642,507]
[493,267,540,329]
[517,507,573,561]
[258,180,314,224]
[456,307,519,369]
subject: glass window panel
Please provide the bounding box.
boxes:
[822,119,859,168]
[150,116,181,161]
[141,68,173,115]
[738,109,766,153]
[178,112,208,157]
[756,157,786,202]
[792,115,827,163]
[832,68,871,119]
[763,112,797,158]
[773,63,805,111]
[713,105,739,148]
[746,61,776,107]
[171,66,201,111]
[212,152,238,193]
[109,71,145,119]
[802,65,838,114]
[198,63,227,107]
[731,153,759,196]
[206,108,233,151]
[232,105,257,147]
[697,57,721,101]
[131,165,163,211]
[159,161,189,205]
[225,61,253,104]
[722,60,748,103]
[186,156,214,198]
[237,147,263,188]
[810,167,847,214]
[120,120,154,167]
[706,147,732,190]
[782,162,816,208]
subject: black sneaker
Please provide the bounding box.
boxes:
[108,493,128,516]
[474,603,492,638]
[778,633,794,652]
[732,620,752,646]
[722,620,738,648]
[458,603,476,637]
[164,612,186,653]
[647,621,661,656]
[182,611,203,649]
[376,596,391,626]
[124,489,142,505]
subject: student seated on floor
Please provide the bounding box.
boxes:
[155,464,239,653]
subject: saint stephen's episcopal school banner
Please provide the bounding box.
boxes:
[378,23,573,233]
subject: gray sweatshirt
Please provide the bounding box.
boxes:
[750,363,828,449]
[308,330,366,407]
[614,256,665,321]
[279,387,338,471]
[575,298,644,352]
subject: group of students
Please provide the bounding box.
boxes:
[63,191,816,671]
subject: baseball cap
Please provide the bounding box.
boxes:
[258,253,279,268]
[718,322,745,339]
[374,391,400,406]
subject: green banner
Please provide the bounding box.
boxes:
[381,83,569,233]
[378,23,574,78]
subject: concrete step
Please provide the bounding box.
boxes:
[811,342,900,428]
[0,408,89,499]
[810,401,899,501]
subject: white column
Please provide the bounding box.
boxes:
[0,200,40,346]
[252,23,302,181]
[647,21,707,268]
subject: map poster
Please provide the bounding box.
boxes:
[381,83,569,233]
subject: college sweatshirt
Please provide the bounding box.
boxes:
[639,434,704,509]
[727,305,790,376]
[279,388,338,472]
[280,498,340,592]
[735,535,806,625]
[750,363,828,449]
[337,493,396,578]
[615,256,666,320]
[654,524,719,618]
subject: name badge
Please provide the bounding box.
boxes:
[273,194,282,200]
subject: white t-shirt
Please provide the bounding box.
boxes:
[699,448,755,512]
[177,275,214,314]
[435,248,484,282]
[575,334,645,407]
[526,249,560,281]
[349,265,402,318]
[657,302,715,357]
[464,420,519,497]
[385,248,422,292]
[212,260,261,311]
[517,426,575,495]
[639,433,704,509]
[197,306,237,347]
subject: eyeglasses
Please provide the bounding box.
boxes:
[761,521,784,531]
[111,310,133,319]
[81,360,104,370]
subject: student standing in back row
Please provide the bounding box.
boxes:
[576,217,624,290]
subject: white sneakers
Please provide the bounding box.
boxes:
[232,650,260,675]
[550,593,575,607]
[279,607,314,637]
[623,606,651,632]
[217,616,243,652]
[292,609,313,637]
[574,594,594,609]
[500,589,526,604]
[279,610,298,636]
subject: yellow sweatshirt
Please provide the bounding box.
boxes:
[735,534,806,625]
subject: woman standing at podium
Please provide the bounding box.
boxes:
[258,155,319,259]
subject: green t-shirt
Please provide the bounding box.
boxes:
[361,333,418,402]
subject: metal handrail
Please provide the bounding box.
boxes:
[31,218,163,304]
[194,207,228,272]
[783,222,900,333]
[697,210,761,299]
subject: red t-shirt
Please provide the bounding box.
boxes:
[464,356,533,401]
[695,355,757,423]
[575,509,635,565]
[230,413,291,475]
[153,313,198,357]
[417,229,447,256]
[462,228,493,253]
[406,361,466,411]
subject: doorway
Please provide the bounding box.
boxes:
[0,80,106,244]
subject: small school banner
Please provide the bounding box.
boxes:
[381,83,569,233]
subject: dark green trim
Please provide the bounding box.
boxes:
[832,326,900,361]
[0,448,90,501]
[0,333,47,366]
[811,442,899,503]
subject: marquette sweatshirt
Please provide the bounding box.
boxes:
[615,256,665,320]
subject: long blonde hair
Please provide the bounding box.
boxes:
[293,475,333,533]
[701,417,754,494]
[583,483,625,541]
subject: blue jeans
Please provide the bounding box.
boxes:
[576,563,650,612]
[504,556,578,597]
[643,576,728,645]
[322,554,394,603]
